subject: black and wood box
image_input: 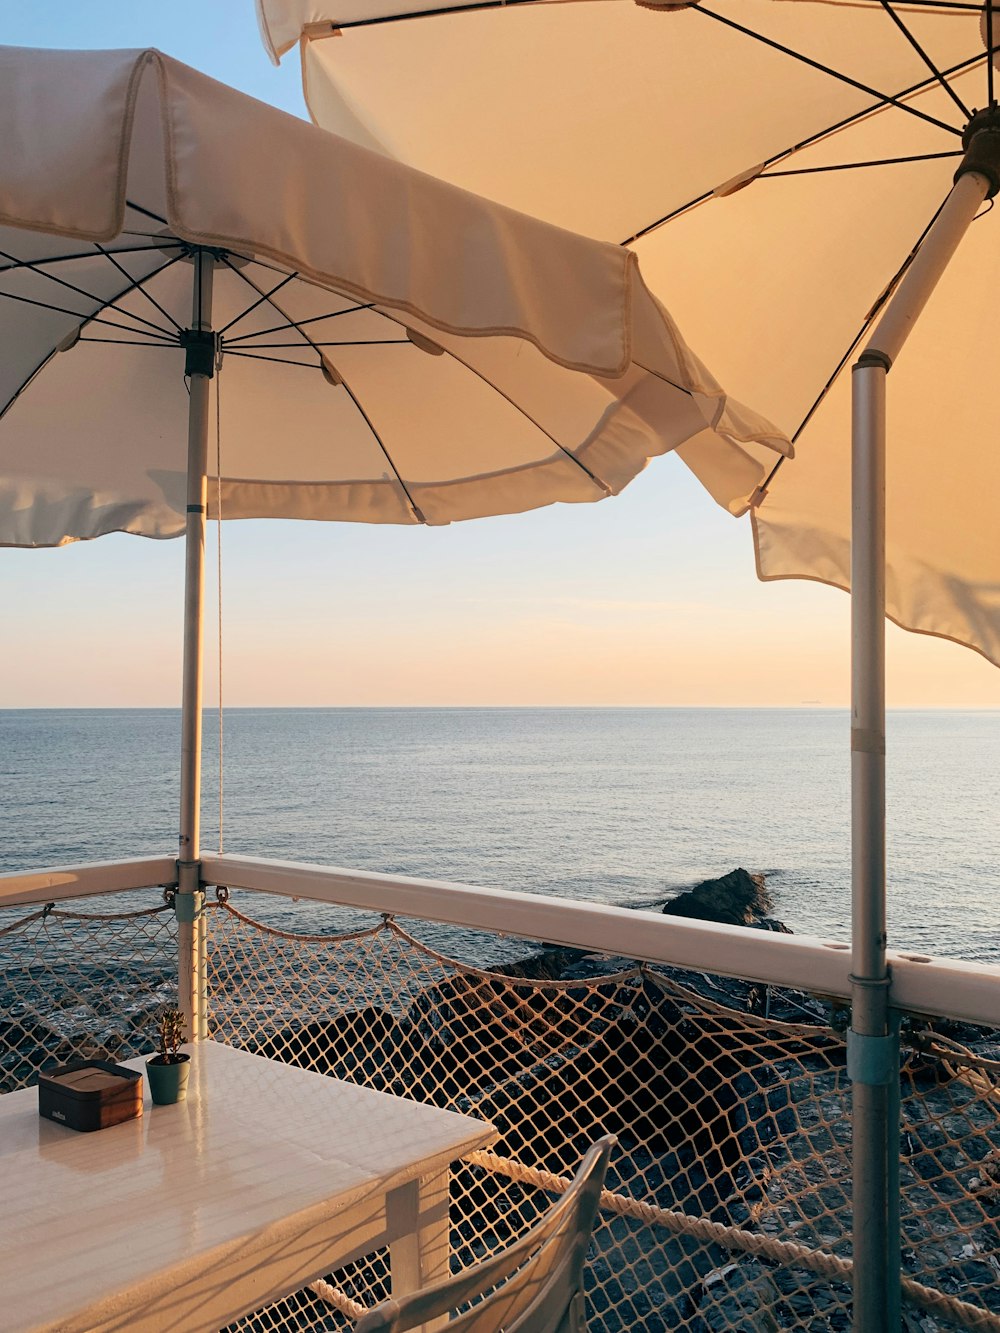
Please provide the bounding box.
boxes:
[38,1061,143,1132]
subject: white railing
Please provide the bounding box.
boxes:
[0,856,177,907]
[3,851,999,1332]
[202,853,1000,1028]
[2,851,999,1027]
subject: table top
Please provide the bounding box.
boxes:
[1,1041,495,1331]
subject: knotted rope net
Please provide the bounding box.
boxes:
[1,887,998,1331]
[204,893,1000,1333]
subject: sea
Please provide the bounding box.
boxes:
[1,707,998,964]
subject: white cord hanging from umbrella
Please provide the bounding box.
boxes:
[215,364,224,858]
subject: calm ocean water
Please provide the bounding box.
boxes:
[1,708,997,963]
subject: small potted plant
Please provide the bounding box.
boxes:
[146,1007,190,1105]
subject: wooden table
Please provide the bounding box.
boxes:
[2,1042,496,1331]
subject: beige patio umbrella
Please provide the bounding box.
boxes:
[253,2,1000,1324]
[0,43,786,1057]
[257,0,1000,667]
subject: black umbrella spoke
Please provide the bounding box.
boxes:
[762,149,963,179]
[222,302,377,345]
[623,47,990,245]
[94,243,183,333]
[0,241,184,275]
[217,272,298,335]
[0,246,176,340]
[892,1,988,8]
[220,258,427,523]
[338,377,426,522]
[124,199,170,227]
[229,338,410,349]
[695,5,963,138]
[378,306,615,498]
[988,0,996,105]
[216,349,320,368]
[0,253,184,421]
[96,250,189,337]
[755,191,950,501]
[217,255,330,356]
[0,247,187,426]
[77,336,179,347]
[0,284,176,339]
[216,257,378,374]
[878,1,973,121]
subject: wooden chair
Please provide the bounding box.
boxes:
[354,1136,615,1333]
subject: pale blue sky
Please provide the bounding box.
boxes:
[3,1,999,708]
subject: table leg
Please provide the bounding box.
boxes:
[387,1168,450,1333]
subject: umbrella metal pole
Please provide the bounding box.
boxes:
[178,249,216,1043]
[850,165,991,1331]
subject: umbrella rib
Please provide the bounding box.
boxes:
[695,5,963,137]
[0,345,59,429]
[0,246,177,340]
[878,1,973,119]
[231,339,410,349]
[337,377,428,521]
[756,191,949,497]
[622,47,988,244]
[0,252,188,425]
[0,242,184,273]
[94,243,184,333]
[386,326,616,497]
[217,257,375,352]
[217,272,298,335]
[216,256,324,352]
[216,257,430,518]
[761,149,962,178]
[893,2,990,9]
[222,350,319,367]
[0,284,179,340]
[219,257,611,507]
[223,304,376,344]
[78,336,179,347]
[125,199,169,227]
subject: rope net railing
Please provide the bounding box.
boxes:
[203,893,1000,1333]
[1,886,997,1329]
[0,890,177,1094]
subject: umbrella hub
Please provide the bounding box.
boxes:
[181,328,221,379]
[957,106,1000,198]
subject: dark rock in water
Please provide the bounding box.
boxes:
[494,947,588,982]
[662,867,790,932]
[259,1007,399,1079]
[400,973,570,1105]
[757,917,793,935]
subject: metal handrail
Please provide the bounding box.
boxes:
[0,856,177,908]
[202,853,1000,1028]
[1,852,997,1027]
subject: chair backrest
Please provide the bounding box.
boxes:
[355,1135,615,1333]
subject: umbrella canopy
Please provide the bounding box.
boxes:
[255,0,1000,667]
[255,6,1000,1325]
[0,43,787,549]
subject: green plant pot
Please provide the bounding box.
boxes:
[146,1054,191,1106]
